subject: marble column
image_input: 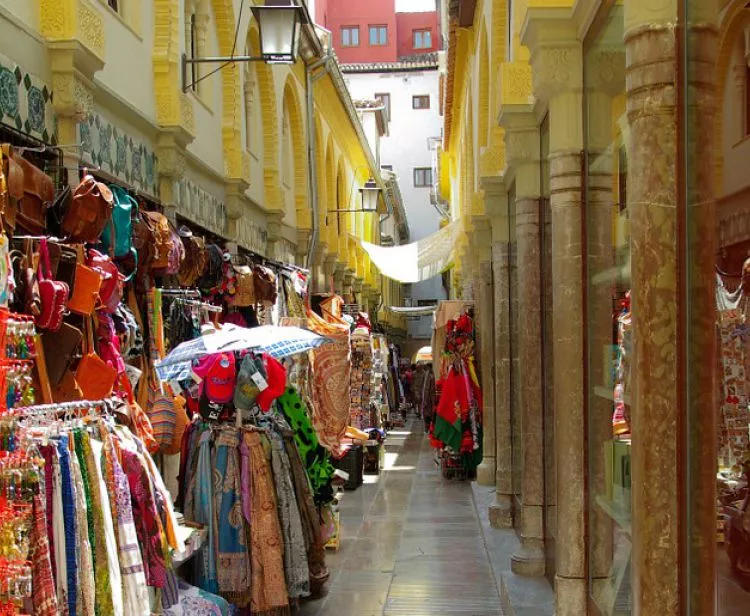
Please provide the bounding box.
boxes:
[474,216,496,487]
[524,15,587,606]
[485,178,515,528]
[501,107,545,576]
[624,1,718,613]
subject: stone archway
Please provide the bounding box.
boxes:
[282,76,310,229]
[715,0,750,187]
[248,26,281,212]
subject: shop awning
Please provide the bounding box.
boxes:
[356,220,460,283]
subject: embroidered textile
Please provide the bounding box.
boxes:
[31,493,59,616]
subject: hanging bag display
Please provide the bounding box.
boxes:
[41,321,82,386]
[36,238,69,331]
[75,317,117,400]
[9,242,40,318]
[87,248,124,314]
[230,265,256,307]
[141,210,173,272]
[177,227,207,287]
[62,174,114,242]
[11,152,53,234]
[147,373,177,452]
[66,245,103,315]
[101,184,138,280]
[1,145,24,231]
[152,220,184,276]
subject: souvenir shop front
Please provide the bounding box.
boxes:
[428,300,482,480]
[0,125,382,615]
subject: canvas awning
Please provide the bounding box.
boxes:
[356,220,460,283]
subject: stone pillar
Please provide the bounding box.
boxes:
[624,1,718,613]
[484,178,514,528]
[501,107,545,577]
[473,216,496,486]
[524,13,586,607]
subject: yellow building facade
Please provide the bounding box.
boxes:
[0,0,406,335]
[441,0,732,614]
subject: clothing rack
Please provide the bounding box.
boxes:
[158,288,201,298]
[12,397,120,417]
[235,247,309,275]
[171,297,223,313]
[0,122,64,187]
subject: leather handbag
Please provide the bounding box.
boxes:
[66,246,103,315]
[87,248,123,314]
[76,317,117,400]
[62,174,114,242]
[253,265,278,303]
[41,321,82,386]
[47,242,78,292]
[36,238,69,331]
[9,241,40,318]
[46,185,71,237]
[178,230,207,287]
[230,265,256,307]
[1,145,22,231]
[12,153,53,234]
[140,210,173,272]
[147,375,177,453]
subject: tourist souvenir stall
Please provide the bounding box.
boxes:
[429,300,482,480]
[0,128,348,614]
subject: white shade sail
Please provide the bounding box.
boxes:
[357,220,460,283]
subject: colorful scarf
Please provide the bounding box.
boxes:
[193,429,219,594]
[277,387,334,504]
[244,430,290,615]
[282,430,329,595]
[268,429,310,599]
[68,436,95,615]
[306,307,351,456]
[55,436,77,616]
[121,448,168,589]
[106,435,150,614]
[213,427,252,606]
[31,493,59,616]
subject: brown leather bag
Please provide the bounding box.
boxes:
[1,145,22,231]
[141,211,173,272]
[62,174,114,242]
[11,154,53,234]
[177,230,207,286]
[253,265,278,303]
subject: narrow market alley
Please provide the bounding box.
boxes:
[299,419,504,616]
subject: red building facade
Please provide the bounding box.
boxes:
[316,0,441,64]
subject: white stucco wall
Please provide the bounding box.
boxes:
[96,2,157,122]
[345,69,446,339]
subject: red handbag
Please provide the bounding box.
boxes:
[87,248,124,314]
[36,238,68,331]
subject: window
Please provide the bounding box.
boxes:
[375,92,390,121]
[381,164,393,171]
[369,25,388,46]
[341,26,359,47]
[413,168,432,187]
[107,0,119,11]
[413,29,432,50]
[412,95,430,110]
[417,299,436,307]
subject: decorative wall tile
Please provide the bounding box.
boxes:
[176,177,227,238]
[0,52,56,144]
[77,112,159,197]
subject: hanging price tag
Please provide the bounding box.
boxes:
[251,371,269,391]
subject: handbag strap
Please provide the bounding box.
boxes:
[38,238,52,281]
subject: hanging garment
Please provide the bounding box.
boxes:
[268,429,310,599]
[434,365,468,452]
[67,436,95,616]
[213,428,252,606]
[277,387,334,505]
[244,430,290,615]
[192,429,219,594]
[282,430,329,594]
[50,448,69,616]
[306,307,351,456]
[163,579,233,616]
[105,435,150,615]
[31,492,59,616]
[88,437,124,616]
[121,447,169,589]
